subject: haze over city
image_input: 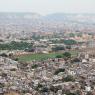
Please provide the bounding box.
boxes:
[0,0,94,15]
[1,0,95,95]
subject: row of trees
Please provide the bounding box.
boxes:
[0,41,32,50]
[56,52,71,59]
[51,39,77,45]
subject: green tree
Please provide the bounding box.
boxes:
[54,68,65,75]
[32,64,38,69]
[52,46,65,52]
[0,53,8,57]
[56,55,62,58]
[63,75,75,82]
[69,33,75,37]
[0,41,33,50]
[63,52,71,58]
[63,39,77,45]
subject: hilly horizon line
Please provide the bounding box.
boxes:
[0,12,95,16]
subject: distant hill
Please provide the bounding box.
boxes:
[44,13,95,24]
[0,12,95,24]
[44,13,68,21]
[0,12,42,19]
[0,12,95,34]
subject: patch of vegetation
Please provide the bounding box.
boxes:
[0,53,8,57]
[18,53,61,62]
[0,41,32,50]
[69,33,75,37]
[56,55,63,58]
[63,39,77,45]
[17,51,77,62]
[63,75,75,82]
[63,52,71,58]
[41,87,49,92]
[52,46,65,52]
[54,68,65,75]
[32,64,38,69]
[71,58,81,63]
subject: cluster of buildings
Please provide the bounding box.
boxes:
[0,13,95,95]
[0,47,95,95]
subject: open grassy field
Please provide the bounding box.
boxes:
[17,53,60,62]
[17,51,78,62]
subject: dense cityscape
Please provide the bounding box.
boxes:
[0,13,95,95]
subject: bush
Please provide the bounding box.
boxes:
[63,52,71,58]
[32,64,38,69]
[0,53,8,57]
[56,55,62,58]
[63,75,75,82]
[66,45,71,49]
[72,58,81,63]
[54,68,65,75]
[41,87,48,92]
[52,46,65,52]
[63,39,77,45]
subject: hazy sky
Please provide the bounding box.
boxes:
[0,0,95,15]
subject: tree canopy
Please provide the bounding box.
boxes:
[63,52,71,58]
[0,41,32,50]
[63,39,77,45]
